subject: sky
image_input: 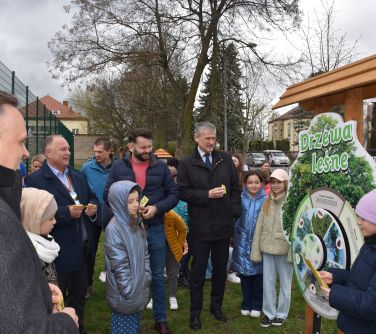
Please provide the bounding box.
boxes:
[0,0,375,103]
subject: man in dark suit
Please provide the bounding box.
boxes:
[26,134,98,334]
[0,91,78,333]
[178,122,241,330]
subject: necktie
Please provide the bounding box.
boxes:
[204,153,212,169]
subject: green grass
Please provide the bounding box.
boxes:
[85,236,339,333]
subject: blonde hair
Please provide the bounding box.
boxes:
[262,179,288,214]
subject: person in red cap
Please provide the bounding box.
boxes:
[319,189,376,334]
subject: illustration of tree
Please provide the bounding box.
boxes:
[283,114,376,238]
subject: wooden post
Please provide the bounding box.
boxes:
[344,87,363,143]
[304,304,322,334]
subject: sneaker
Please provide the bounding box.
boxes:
[250,310,261,318]
[272,318,286,326]
[240,309,250,316]
[98,271,106,283]
[146,299,153,310]
[169,297,178,310]
[260,316,273,328]
[227,272,241,284]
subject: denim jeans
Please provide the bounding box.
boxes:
[239,274,263,311]
[146,224,167,322]
[262,253,293,320]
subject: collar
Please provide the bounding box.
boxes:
[197,146,211,159]
[364,234,376,245]
[47,163,69,177]
[0,165,16,188]
[95,159,112,170]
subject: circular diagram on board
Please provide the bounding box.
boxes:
[290,188,364,319]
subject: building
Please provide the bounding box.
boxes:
[40,96,89,135]
[268,106,314,151]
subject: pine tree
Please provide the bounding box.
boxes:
[195,43,244,152]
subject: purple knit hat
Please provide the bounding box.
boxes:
[355,190,376,225]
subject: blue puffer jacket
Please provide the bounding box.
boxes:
[329,237,376,334]
[82,158,113,226]
[104,153,179,226]
[105,181,151,314]
[231,187,267,276]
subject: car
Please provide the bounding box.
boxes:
[244,152,266,167]
[262,150,290,166]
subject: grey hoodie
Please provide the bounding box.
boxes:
[105,180,151,314]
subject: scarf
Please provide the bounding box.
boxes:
[27,232,60,263]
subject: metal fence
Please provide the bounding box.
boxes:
[0,61,74,167]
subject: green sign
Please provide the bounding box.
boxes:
[283,112,376,319]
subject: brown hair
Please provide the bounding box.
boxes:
[0,91,18,114]
[128,189,146,238]
[94,137,111,151]
[243,169,264,185]
[128,128,153,143]
[232,153,245,186]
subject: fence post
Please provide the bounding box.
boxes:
[36,97,39,154]
[43,105,46,139]
[49,108,52,135]
[11,71,15,94]
[25,86,29,170]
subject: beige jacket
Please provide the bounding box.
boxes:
[250,192,289,262]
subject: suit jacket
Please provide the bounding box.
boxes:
[0,165,78,333]
[178,148,241,240]
[26,162,99,273]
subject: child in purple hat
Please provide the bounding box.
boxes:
[319,189,376,334]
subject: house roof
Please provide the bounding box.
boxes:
[39,95,87,120]
[154,148,173,158]
[269,106,314,123]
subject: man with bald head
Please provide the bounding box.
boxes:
[26,134,99,334]
[0,90,79,333]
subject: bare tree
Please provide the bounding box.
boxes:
[49,0,301,156]
[297,0,360,77]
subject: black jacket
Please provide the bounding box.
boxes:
[329,236,376,334]
[104,153,179,225]
[0,165,78,333]
[178,148,241,240]
[26,162,99,273]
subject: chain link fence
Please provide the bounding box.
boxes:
[0,61,74,167]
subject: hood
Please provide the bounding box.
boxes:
[241,186,266,200]
[108,180,141,225]
[20,187,57,234]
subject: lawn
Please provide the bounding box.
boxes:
[85,236,339,334]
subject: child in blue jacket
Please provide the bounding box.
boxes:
[320,189,376,334]
[231,170,267,318]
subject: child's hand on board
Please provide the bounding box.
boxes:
[321,286,331,299]
[319,271,333,285]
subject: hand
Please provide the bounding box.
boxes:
[208,187,225,199]
[319,271,333,285]
[142,205,157,220]
[49,283,62,312]
[183,241,188,255]
[61,307,79,327]
[321,286,331,299]
[68,206,83,219]
[85,203,97,217]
